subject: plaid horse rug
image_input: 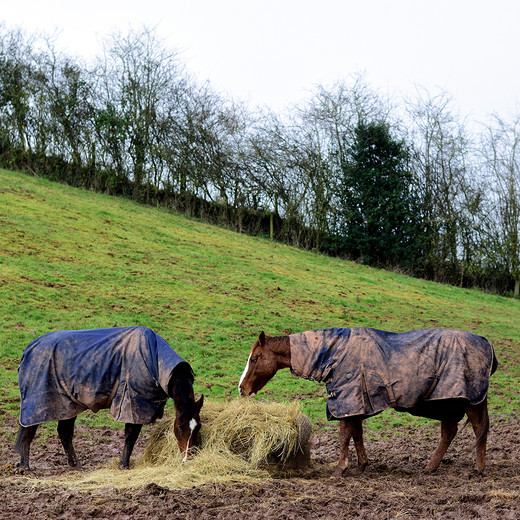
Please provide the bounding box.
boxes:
[289,328,497,420]
[18,326,188,426]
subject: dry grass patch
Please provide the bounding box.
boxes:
[35,399,311,491]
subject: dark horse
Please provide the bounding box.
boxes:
[15,326,203,470]
[239,328,497,476]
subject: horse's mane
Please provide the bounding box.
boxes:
[267,334,290,355]
[167,362,196,415]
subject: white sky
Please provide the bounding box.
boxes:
[2,0,520,123]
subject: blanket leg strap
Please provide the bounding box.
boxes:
[376,370,397,408]
[423,359,448,400]
[386,384,397,408]
[360,365,375,412]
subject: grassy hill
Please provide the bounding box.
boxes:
[1,168,519,434]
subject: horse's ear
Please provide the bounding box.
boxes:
[258,331,266,346]
[196,394,204,411]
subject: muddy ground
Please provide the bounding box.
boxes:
[1,412,519,520]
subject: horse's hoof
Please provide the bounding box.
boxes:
[331,468,346,478]
[424,462,438,473]
[13,462,30,474]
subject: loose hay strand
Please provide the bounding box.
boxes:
[35,399,309,491]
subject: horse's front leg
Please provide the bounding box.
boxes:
[351,417,368,471]
[332,419,351,477]
[57,417,81,467]
[120,423,143,469]
[332,417,367,477]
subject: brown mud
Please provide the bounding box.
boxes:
[1,412,519,519]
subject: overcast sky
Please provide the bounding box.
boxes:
[2,0,519,123]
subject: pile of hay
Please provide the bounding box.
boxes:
[42,399,311,491]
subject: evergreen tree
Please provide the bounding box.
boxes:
[340,120,424,269]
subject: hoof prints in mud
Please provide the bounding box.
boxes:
[1,414,520,519]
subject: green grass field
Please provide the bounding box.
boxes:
[1,168,519,438]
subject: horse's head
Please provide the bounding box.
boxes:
[238,331,290,397]
[168,363,204,462]
[174,394,204,462]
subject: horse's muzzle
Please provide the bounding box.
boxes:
[238,386,256,398]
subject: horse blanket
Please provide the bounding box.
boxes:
[289,328,497,420]
[19,326,188,426]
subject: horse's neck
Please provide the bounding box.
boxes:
[289,330,340,381]
[171,381,197,423]
[270,335,291,369]
[168,366,195,410]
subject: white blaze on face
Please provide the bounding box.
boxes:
[238,354,251,395]
[182,418,199,463]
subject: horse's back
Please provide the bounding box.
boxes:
[18,326,183,426]
[325,327,497,420]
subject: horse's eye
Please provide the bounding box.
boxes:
[250,357,257,364]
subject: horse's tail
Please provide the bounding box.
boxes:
[491,349,498,375]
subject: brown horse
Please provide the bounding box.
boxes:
[239,328,497,476]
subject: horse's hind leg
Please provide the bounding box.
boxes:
[425,419,458,472]
[57,417,80,467]
[14,424,38,470]
[351,417,368,471]
[466,399,489,472]
[332,417,367,477]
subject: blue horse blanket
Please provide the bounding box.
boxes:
[289,328,497,420]
[18,326,187,426]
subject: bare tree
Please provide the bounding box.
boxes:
[406,88,482,282]
[97,27,183,199]
[245,110,305,240]
[36,43,96,173]
[481,114,520,297]
[0,25,36,158]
